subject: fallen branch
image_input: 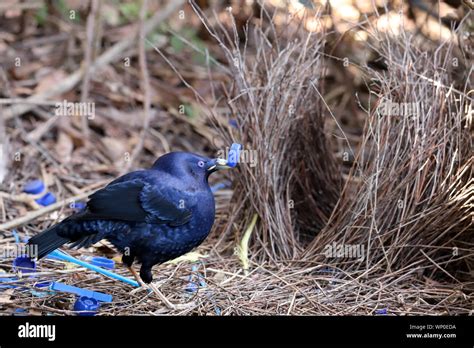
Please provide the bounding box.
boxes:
[125,0,152,172]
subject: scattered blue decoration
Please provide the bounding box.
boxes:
[12,229,20,244]
[375,308,388,315]
[227,143,241,168]
[35,192,56,206]
[23,180,45,194]
[50,282,112,303]
[13,308,28,316]
[210,181,231,193]
[30,290,52,298]
[12,256,36,274]
[185,265,207,294]
[47,250,139,287]
[73,296,100,316]
[0,277,17,289]
[0,257,36,289]
[184,264,220,314]
[23,179,56,206]
[34,281,52,288]
[229,119,238,128]
[184,282,199,293]
[90,257,115,270]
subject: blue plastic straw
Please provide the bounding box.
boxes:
[48,250,139,287]
[50,282,112,302]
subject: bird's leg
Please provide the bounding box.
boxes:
[122,253,146,288]
[127,265,145,286]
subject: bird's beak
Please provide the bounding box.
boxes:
[207,158,231,172]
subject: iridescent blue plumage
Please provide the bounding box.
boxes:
[27,152,226,283]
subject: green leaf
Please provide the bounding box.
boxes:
[35,5,48,26]
[119,2,141,21]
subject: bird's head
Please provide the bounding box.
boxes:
[151,152,231,183]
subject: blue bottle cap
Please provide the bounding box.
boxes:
[35,192,56,206]
[12,256,36,274]
[90,257,115,270]
[23,179,45,195]
[227,143,242,168]
[73,296,100,316]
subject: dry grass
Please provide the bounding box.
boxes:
[0,2,472,315]
[196,5,342,261]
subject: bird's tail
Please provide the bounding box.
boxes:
[27,224,69,260]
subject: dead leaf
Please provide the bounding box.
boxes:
[55,132,74,163]
[0,288,14,304]
[34,69,67,94]
[101,137,127,163]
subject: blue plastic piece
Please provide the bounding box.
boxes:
[35,192,56,206]
[185,265,208,293]
[47,250,139,287]
[185,282,198,293]
[31,290,52,298]
[229,119,238,128]
[12,229,20,244]
[34,281,52,288]
[13,256,36,274]
[227,143,241,168]
[90,257,115,270]
[210,181,230,193]
[23,180,45,194]
[375,308,388,315]
[0,277,17,289]
[13,308,28,316]
[50,282,112,303]
[73,296,100,316]
[1,257,36,289]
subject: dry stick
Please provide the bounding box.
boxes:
[3,0,186,121]
[79,0,100,138]
[126,0,152,172]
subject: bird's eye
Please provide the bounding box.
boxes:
[197,160,205,168]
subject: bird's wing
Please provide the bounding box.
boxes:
[85,177,194,226]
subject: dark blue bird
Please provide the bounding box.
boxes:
[27,152,231,284]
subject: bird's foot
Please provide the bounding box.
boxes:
[126,266,193,310]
